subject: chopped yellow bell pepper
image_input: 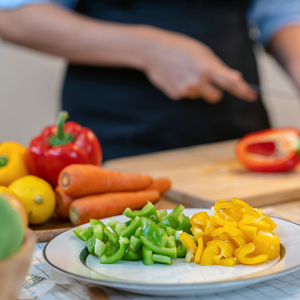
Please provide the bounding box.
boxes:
[239,218,257,241]
[194,237,203,264]
[211,214,238,228]
[215,233,237,250]
[217,257,237,267]
[253,232,280,260]
[214,201,243,211]
[190,212,209,226]
[200,244,219,266]
[204,220,218,236]
[231,198,260,218]
[190,224,204,239]
[226,234,246,248]
[263,215,277,232]
[207,239,234,258]
[234,243,268,265]
[211,225,247,241]
[0,142,30,186]
[180,232,197,254]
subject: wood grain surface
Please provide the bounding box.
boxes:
[104,139,300,208]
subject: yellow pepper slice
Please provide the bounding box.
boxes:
[194,237,203,264]
[207,240,234,258]
[211,225,247,241]
[239,218,257,241]
[204,220,218,236]
[180,232,197,254]
[226,234,246,248]
[215,201,243,211]
[215,233,237,250]
[190,212,209,226]
[217,210,237,223]
[211,214,238,228]
[217,257,237,267]
[234,243,268,265]
[231,198,260,218]
[253,232,280,260]
[263,215,277,232]
[190,224,204,239]
[200,244,219,266]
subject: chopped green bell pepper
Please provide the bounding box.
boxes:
[73,226,84,241]
[153,254,172,265]
[121,216,142,238]
[95,239,107,257]
[104,226,119,243]
[140,217,168,247]
[129,236,142,253]
[158,213,180,230]
[123,201,158,219]
[140,236,177,258]
[123,250,142,261]
[101,237,129,264]
[142,245,154,266]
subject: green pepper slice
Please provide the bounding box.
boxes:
[73,226,84,241]
[142,245,154,266]
[123,250,142,261]
[140,217,168,247]
[123,202,158,219]
[121,216,142,238]
[166,236,176,248]
[153,254,172,265]
[86,236,95,254]
[101,237,129,264]
[129,236,143,253]
[177,214,192,235]
[165,226,177,237]
[157,213,180,230]
[93,224,104,241]
[140,236,177,258]
[95,239,107,257]
[79,228,93,241]
[172,204,185,218]
[104,226,119,243]
[90,219,105,227]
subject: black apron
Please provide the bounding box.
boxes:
[62,0,270,161]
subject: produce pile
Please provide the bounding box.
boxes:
[0,111,170,230]
[73,198,280,266]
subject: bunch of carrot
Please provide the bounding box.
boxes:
[55,164,171,225]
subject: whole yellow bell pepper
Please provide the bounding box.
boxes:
[0,142,29,186]
[234,243,268,265]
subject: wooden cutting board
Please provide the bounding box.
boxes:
[104,139,300,208]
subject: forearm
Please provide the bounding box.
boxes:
[0,3,151,69]
[269,25,300,89]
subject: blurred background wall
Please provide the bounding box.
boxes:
[1,39,300,147]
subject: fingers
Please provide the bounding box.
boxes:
[211,66,257,102]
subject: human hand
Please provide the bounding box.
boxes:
[140,27,257,103]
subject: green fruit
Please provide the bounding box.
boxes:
[0,195,24,261]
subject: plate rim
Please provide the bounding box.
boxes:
[43,209,300,290]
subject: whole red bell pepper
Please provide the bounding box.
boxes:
[28,111,102,187]
[235,127,300,173]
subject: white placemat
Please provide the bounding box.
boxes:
[26,242,300,300]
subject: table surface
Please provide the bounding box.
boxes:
[24,197,300,300]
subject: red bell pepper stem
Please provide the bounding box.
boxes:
[0,156,8,167]
[48,111,74,147]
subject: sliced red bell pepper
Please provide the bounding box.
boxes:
[28,111,102,187]
[235,127,300,173]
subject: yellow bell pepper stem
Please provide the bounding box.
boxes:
[194,237,203,264]
[200,244,219,266]
[234,243,269,265]
[0,142,29,186]
[253,232,280,260]
[190,212,209,226]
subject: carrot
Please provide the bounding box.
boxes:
[69,190,160,225]
[59,164,152,198]
[144,178,171,194]
[55,186,74,219]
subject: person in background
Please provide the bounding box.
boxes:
[0,0,299,161]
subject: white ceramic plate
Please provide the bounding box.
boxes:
[44,209,300,296]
